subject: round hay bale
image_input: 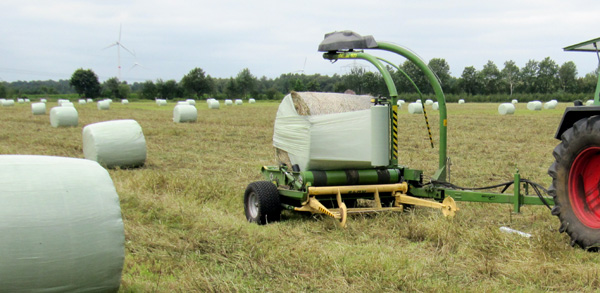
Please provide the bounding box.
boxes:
[78,99,86,105]
[408,102,423,114]
[527,101,542,111]
[82,119,146,168]
[0,155,124,292]
[235,99,243,105]
[173,105,198,122]
[186,99,196,105]
[397,99,405,105]
[40,99,47,103]
[49,107,78,127]
[586,99,594,106]
[225,99,233,106]
[17,98,24,104]
[2,99,15,107]
[156,99,167,106]
[511,99,518,104]
[25,98,30,103]
[86,98,93,103]
[544,100,558,109]
[177,101,189,106]
[208,99,220,109]
[121,99,129,105]
[61,102,74,107]
[206,98,215,103]
[31,102,46,115]
[432,102,439,111]
[97,100,110,110]
[57,99,69,106]
[458,99,465,104]
[249,98,256,104]
[425,99,434,105]
[498,103,516,115]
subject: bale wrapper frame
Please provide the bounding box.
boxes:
[244,31,600,250]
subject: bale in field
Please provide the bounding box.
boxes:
[31,102,46,115]
[544,100,558,109]
[2,99,15,107]
[527,101,542,111]
[432,102,439,111]
[61,102,74,107]
[208,99,220,109]
[186,99,196,105]
[225,99,233,106]
[49,106,78,127]
[78,99,86,105]
[498,103,516,115]
[121,99,129,105]
[97,100,110,110]
[0,155,124,292]
[408,102,423,114]
[249,98,256,104]
[235,99,243,105]
[458,99,465,104]
[82,119,146,168]
[173,104,198,122]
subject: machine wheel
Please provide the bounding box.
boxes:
[548,116,600,250]
[244,181,281,225]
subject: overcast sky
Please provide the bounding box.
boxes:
[1,0,599,84]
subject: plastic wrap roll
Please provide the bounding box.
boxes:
[544,100,558,109]
[61,102,74,107]
[24,99,30,103]
[78,99,86,105]
[397,100,405,105]
[156,99,167,106]
[97,100,110,110]
[121,99,129,105]
[86,98,93,103]
[586,100,594,106]
[0,155,124,292]
[31,103,46,115]
[498,103,516,115]
[225,99,233,106]
[49,106,78,127]
[2,99,15,107]
[527,101,542,111]
[511,99,518,104]
[408,102,423,114]
[425,99,434,105]
[235,99,243,105]
[458,99,465,104]
[208,100,220,109]
[371,105,389,167]
[186,99,196,105]
[432,102,439,111]
[82,119,146,168]
[40,99,47,103]
[177,101,189,105]
[17,98,24,104]
[57,99,69,106]
[249,98,256,104]
[173,105,198,122]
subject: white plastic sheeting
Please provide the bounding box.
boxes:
[0,155,124,292]
[97,100,110,110]
[458,99,465,104]
[186,99,196,105]
[2,99,15,107]
[86,98,93,103]
[49,106,78,127]
[121,99,129,105]
[371,105,389,167]
[78,99,86,105]
[586,99,595,106]
[31,103,46,115]
[511,99,518,104]
[425,99,434,105]
[208,99,220,109]
[235,99,243,105]
[432,102,439,111]
[544,100,558,109]
[156,99,167,106]
[177,101,189,106]
[61,102,74,107]
[273,92,382,171]
[82,119,147,168]
[408,102,423,114]
[527,101,542,111]
[173,105,198,123]
[249,98,256,104]
[225,99,233,106]
[498,103,516,115]
[17,98,24,104]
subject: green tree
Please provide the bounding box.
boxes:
[140,80,157,100]
[236,68,257,99]
[537,57,559,93]
[558,61,578,93]
[459,66,482,95]
[292,79,306,91]
[156,79,181,100]
[306,79,321,91]
[225,78,237,98]
[70,68,101,98]
[181,67,212,98]
[0,83,8,99]
[428,58,452,92]
[520,59,539,93]
[501,60,520,96]
[480,60,501,94]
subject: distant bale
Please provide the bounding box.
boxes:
[97,100,110,110]
[249,98,256,104]
[0,155,124,292]
[121,99,129,105]
[57,99,70,106]
[432,102,439,111]
[544,100,558,109]
[177,101,189,106]
[78,99,86,105]
[458,99,465,104]
[235,99,243,105]
[17,98,24,104]
[82,119,146,168]
[156,99,167,106]
[208,99,220,109]
[2,99,15,107]
[173,105,198,123]
[498,103,516,115]
[49,106,78,127]
[225,99,233,106]
[397,100,405,105]
[425,99,434,105]
[586,99,594,106]
[527,101,542,111]
[24,98,30,103]
[86,98,93,103]
[408,102,423,114]
[61,102,74,107]
[40,99,47,103]
[186,99,196,105]
[31,103,46,115]
[511,99,518,104]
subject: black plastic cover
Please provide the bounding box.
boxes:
[317,31,378,52]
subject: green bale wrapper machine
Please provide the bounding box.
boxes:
[244,31,600,250]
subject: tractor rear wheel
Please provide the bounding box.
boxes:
[549,116,600,250]
[244,181,281,225]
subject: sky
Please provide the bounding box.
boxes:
[1,0,600,84]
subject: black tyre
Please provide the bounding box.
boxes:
[549,116,600,250]
[244,181,281,225]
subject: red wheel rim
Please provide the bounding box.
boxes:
[569,146,600,229]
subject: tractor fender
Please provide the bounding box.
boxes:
[555,106,600,139]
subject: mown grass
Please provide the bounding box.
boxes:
[1,99,599,292]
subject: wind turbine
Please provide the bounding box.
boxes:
[103,24,135,80]
[290,57,307,74]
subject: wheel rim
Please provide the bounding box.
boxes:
[569,146,600,229]
[247,192,259,219]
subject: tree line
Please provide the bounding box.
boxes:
[0,56,597,102]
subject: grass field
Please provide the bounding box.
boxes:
[1,99,600,292]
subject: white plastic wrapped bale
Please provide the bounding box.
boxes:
[235,99,243,105]
[586,99,594,106]
[208,99,220,109]
[186,99,196,105]
[273,91,378,171]
[0,155,124,292]
[82,119,147,168]
[397,99,405,105]
[432,102,439,111]
[97,100,110,110]
[173,104,198,122]
[458,99,465,104]
[31,102,46,115]
[17,98,24,104]
[49,106,78,127]
[86,98,93,103]
[25,99,30,103]
[544,100,558,109]
[2,99,15,107]
[498,103,516,115]
[249,98,256,104]
[40,98,47,103]
[408,102,423,114]
[78,99,87,105]
[156,99,167,106]
[425,99,434,105]
[527,101,542,111]
[511,99,518,104]
[57,99,69,105]
[225,99,233,106]
[121,99,129,105]
[61,102,74,107]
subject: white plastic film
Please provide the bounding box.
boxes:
[61,102,74,107]
[31,102,46,115]
[17,98,24,104]
[432,102,439,111]
[86,98,93,103]
[97,100,110,110]
[225,99,233,106]
[527,101,542,111]
[371,105,389,167]
[425,99,434,105]
[511,99,518,104]
[544,100,558,109]
[235,99,243,105]
[586,100,594,106]
[408,102,423,114]
[49,106,78,127]
[173,105,198,122]
[82,119,147,168]
[498,103,516,115]
[177,101,189,105]
[458,99,465,104]
[249,98,256,104]
[208,100,220,109]
[78,99,86,105]
[121,99,129,105]
[186,99,196,105]
[0,155,124,292]
[40,99,47,103]
[156,99,167,106]
[2,99,15,107]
